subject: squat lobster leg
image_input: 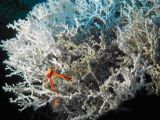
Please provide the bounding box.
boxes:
[45,68,57,93]
[45,66,73,93]
[49,77,56,92]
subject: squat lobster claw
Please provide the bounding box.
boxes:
[45,66,73,93]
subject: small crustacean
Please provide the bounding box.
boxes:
[45,66,73,93]
[51,97,63,109]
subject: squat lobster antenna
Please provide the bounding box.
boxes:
[51,66,73,81]
[51,71,73,81]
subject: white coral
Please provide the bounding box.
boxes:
[1,0,159,120]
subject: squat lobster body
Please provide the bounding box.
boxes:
[45,67,73,93]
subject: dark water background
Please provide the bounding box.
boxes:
[0,0,160,120]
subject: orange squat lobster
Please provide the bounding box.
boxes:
[45,67,73,93]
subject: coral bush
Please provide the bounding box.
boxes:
[1,0,160,120]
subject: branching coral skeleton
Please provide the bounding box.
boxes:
[1,0,160,120]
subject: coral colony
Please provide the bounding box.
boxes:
[1,0,160,119]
